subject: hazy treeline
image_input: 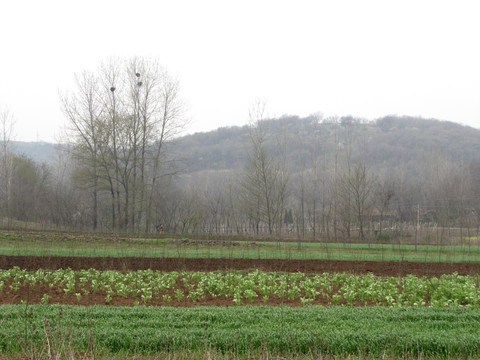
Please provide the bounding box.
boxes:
[2,115,480,241]
[2,60,480,240]
[174,114,480,241]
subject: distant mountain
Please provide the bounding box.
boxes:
[12,141,57,164]
[174,115,480,177]
[12,116,480,179]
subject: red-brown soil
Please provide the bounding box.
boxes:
[2,255,480,277]
[0,278,325,307]
[1,255,480,307]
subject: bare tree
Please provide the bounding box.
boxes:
[0,106,15,222]
[374,176,396,235]
[345,163,376,242]
[335,123,376,242]
[61,71,104,229]
[144,66,188,232]
[99,59,125,229]
[297,113,325,241]
[239,101,289,235]
[45,146,82,228]
[62,57,187,232]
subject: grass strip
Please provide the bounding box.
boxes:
[3,231,480,263]
[2,245,480,263]
[1,305,480,359]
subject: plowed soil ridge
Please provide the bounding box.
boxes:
[2,255,480,277]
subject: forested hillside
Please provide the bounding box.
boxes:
[175,115,480,176]
[14,115,480,179]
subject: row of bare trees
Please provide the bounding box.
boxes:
[2,104,477,241]
[171,115,480,242]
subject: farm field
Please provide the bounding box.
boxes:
[2,305,480,359]
[2,230,480,263]
[2,230,480,359]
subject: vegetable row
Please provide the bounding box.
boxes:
[2,267,480,307]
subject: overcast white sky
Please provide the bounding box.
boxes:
[0,0,479,142]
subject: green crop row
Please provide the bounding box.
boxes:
[3,267,480,307]
[1,305,480,359]
[3,230,480,263]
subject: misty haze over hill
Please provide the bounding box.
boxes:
[12,115,480,177]
[5,114,480,235]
